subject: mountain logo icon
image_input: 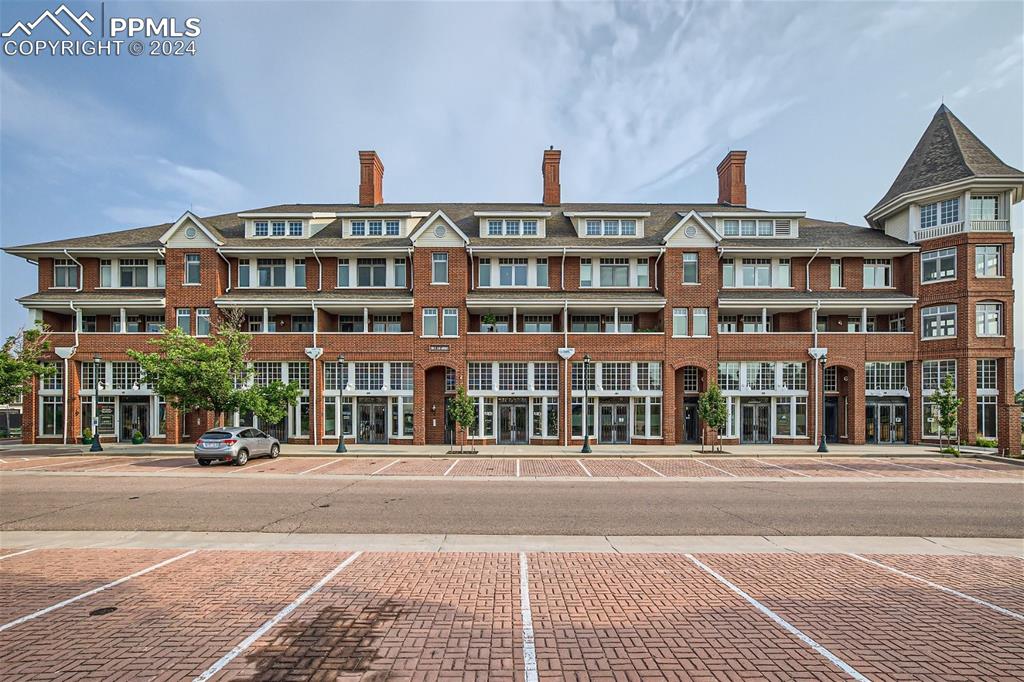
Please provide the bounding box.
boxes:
[2,4,95,38]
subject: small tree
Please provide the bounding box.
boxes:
[240,380,302,428]
[933,373,963,455]
[447,385,477,454]
[0,324,53,436]
[697,381,728,453]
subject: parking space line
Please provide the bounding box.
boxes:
[193,551,363,682]
[85,458,161,472]
[370,459,400,475]
[518,552,539,682]
[20,457,106,471]
[0,547,38,561]
[635,460,667,477]
[298,458,342,475]
[443,459,460,476]
[928,459,1017,476]
[819,460,885,477]
[686,554,870,681]
[575,459,592,477]
[0,549,198,633]
[694,458,738,477]
[881,459,956,478]
[848,553,1024,622]
[754,458,810,477]
[516,459,521,478]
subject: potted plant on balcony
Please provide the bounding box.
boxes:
[481,313,497,333]
[131,429,145,445]
[81,427,92,445]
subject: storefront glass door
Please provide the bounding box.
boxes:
[498,400,528,444]
[740,400,771,443]
[119,401,149,441]
[357,398,388,443]
[599,401,630,444]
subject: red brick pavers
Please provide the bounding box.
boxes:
[698,553,1024,680]
[0,456,105,472]
[214,552,519,681]
[316,457,396,475]
[696,458,791,478]
[0,550,350,681]
[519,458,588,477]
[235,456,327,475]
[920,458,1024,479]
[380,458,456,476]
[581,458,661,477]
[526,552,849,680]
[0,548,184,623]
[638,458,733,478]
[864,554,1024,613]
[449,458,518,477]
[755,458,855,478]
[821,458,942,478]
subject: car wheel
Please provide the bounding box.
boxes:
[197,459,211,467]
[234,449,249,466]
[270,444,280,459]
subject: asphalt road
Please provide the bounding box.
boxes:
[1,474,1021,536]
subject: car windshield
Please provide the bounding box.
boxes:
[200,431,234,440]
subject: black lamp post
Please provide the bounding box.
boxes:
[90,354,103,452]
[581,354,592,454]
[335,354,347,453]
[817,356,829,453]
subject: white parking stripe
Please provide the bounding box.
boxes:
[754,458,810,477]
[85,458,160,472]
[819,460,884,477]
[635,460,667,478]
[0,549,197,633]
[298,458,342,475]
[927,459,1016,476]
[0,548,38,561]
[576,459,592,477]
[686,554,870,681]
[443,459,460,476]
[370,459,400,475]
[193,551,363,682]
[694,458,738,477]
[20,457,106,471]
[848,553,1024,622]
[881,459,956,478]
[516,459,521,478]
[518,553,539,682]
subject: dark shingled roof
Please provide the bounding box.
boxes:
[17,291,165,303]
[724,220,913,249]
[870,105,1024,215]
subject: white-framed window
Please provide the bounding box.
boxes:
[498,362,528,391]
[722,258,735,287]
[488,220,502,236]
[682,253,699,283]
[601,362,630,390]
[254,221,269,236]
[682,367,699,393]
[636,362,662,390]
[271,221,286,237]
[357,258,387,287]
[776,259,791,287]
[480,315,510,333]
[196,308,211,337]
[920,202,937,229]
[338,315,363,333]
[351,220,365,236]
[781,362,806,390]
[824,366,837,392]
[371,314,401,333]
[237,260,251,287]
[531,397,558,438]
[635,259,649,288]
[977,396,997,439]
[830,259,843,288]
[155,260,166,287]
[863,259,891,288]
[478,258,491,286]
[571,362,595,391]
[537,258,549,287]
[865,362,906,391]
[580,258,593,287]
[523,315,553,332]
[975,245,1002,277]
[922,304,956,339]
[394,258,406,287]
[570,315,599,332]
[969,195,1000,221]
[523,220,538,236]
[888,313,907,332]
[432,252,448,284]
[257,258,286,287]
[53,258,79,288]
[693,308,709,337]
[498,258,528,286]
[111,362,142,390]
[120,258,149,287]
[534,362,559,391]
[176,308,191,335]
[291,314,314,333]
[184,254,201,285]
[922,248,956,283]
[391,396,414,437]
[422,308,438,336]
[717,362,740,391]
[922,359,956,391]
[585,219,601,236]
[39,395,64,436]
[368,220,383,236]
[717,314,737,333]
[975,302,1002,337]
[337,259,350,287]
[633,397,662,438]
[288,220,303,237]
[293,258,306,287]
[40,362,62,391]
[442,308,459,337]
[100,260,112,287]
[287,361,310,389]
[253,361,281,386]
[672,308,688,337]
[599,258,629,287]
[468,363,492,391]
[747,362,775,390]
[445,367,457,392]
[976,359,997,391]
[940,197,959,224]
[385,220,400,236]
[740,258,771,287]
[355,362,385,391]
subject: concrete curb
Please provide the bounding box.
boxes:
[975,453,1024,467]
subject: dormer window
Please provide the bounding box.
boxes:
[288,221,302,236]
[255,221,269,236]
[349,218,401,237]
[352,221,366,236]
[251,219,304,238]
[921,198,959,228]
[385,220,400,236]
[272,221,286,236]
[585,219,636,236]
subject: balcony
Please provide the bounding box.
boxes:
[914,219,1010,242]
[466,291,666,335]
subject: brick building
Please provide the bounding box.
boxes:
[5,105,1021,452]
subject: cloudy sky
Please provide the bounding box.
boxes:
[1,0,1022,376]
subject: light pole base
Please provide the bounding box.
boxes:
[817,434,828,453]
[581,436,592,454]
[90,435,103,452]
[335,440,348,454]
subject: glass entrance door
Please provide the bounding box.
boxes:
[682,399,699,443]
[740,400,771,444]
[867,400,907,444]
[498,400,528,444]
[599,401,630,444]
[357,398,387,444]
[119,401,149,441]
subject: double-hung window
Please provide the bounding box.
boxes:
[478,258,492,286]
[238,260,251,287]
[693,308,709,336]
[422,308,438,336]
[121,259,149,287]
[176,308,191,335]
[598,258,629,287]
[976,302,1002,337]
[863,259,891,288]
[184,254,201,285]
[257,258,286,287]
[293,258,306,287]
[922,248,956,283]
[442,308,459,336]
[100,260,112,287]
[536,258,549,286]
[432,253,448,284]
[579,258,593,287]
[155,260,166,287]
[740,259,771,287]
[196,308,211,337]
[969,195,999,221]
[498,258,528,286]
[721,259,735,287]
[975,245,1002,277]
[922,304,956,339]
[53,259,79,288]
[682,253,698,283]
[830,259,843,288]
[394,258,407,286]
[337,259,350,287]
[357,258,386,287]
[672,308,688,337]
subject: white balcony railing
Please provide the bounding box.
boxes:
[914,219,1010,242]
[970,219,1010,232]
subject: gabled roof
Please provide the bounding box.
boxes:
[661,210,722,243]
[159,211,225,246]
[409,210,469,244]
[869,105,1024,218]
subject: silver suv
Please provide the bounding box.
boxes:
[194,427,280,466]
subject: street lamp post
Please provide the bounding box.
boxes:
[581,354,592,454]
[90,354,103,452]
[817,355,829,453]
[335,354,347,453]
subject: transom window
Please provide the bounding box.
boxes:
[922,304,956,338]
[53,259,79,288]
[111,362,142,390]
[975,245,1002,277]
[570,362,596,391]
[682,367,699,393]
[865,362,906,391]
[253,362,281,386]
[355,363,385,391]
[863,259,891,288]
[921,248,956,283]
[287,362,310,389]
[976,359,997,391]
[469,363,492,391]
[747,362,775,390]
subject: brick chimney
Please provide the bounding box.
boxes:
[542,147,561,205]
[359,150,384,207]
[716,150,747,206]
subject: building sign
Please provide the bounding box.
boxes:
[97,404,115,431]
[428,345,450,353]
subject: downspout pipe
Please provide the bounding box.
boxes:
[216,248,232,292]
[653,247,665,290]
[63,301,80,446]
[62,250,83,292]
[805,247,821,292]
[560,248,567,290]
[468,247,474,290]
[312,248,322,291]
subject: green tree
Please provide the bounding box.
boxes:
[127,324,252,427]
[697,381,728,453]
[239,380,302,428]
[447,385,477,453]
[0,325,53,431]
[933,373,963,455]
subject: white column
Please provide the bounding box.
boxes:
[861,307,868,333]
[761,307,767,332]
[614,307,619,333]
[811,308,817,332]
[119,308,127,334]
[262,307,269,333]
[512,306,518,333]
[363,307,369,333]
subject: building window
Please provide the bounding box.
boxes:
[354,363,384,391]
[795,397,807,436]
[498,362,529,391]
[253,362,280,386]
[237,260,251,288]
[442,308,459,337]
[536,258,549,287]
[722,259,735,287]
[288,221,303,237]
[717,314,737,334]
[119,258,149,287]
[393,258,406,287]
[39,362,62,391]
[580,258,593,287]
[976,302,1002,337]
[830,259,843,288]
[196,308,211,337]
[532,397,558,438]
[940,197,959,224]
[368,220,383,236]
[337,259,350,287]
[422,308,438,337]
[776,259,791,287]
[504,220,520,236]
[682,253,699,283]
[922,304,956,339]
[523,315,553,332]
[977,396,997,439]
[387,362,413,392]
[601,362,631,391]
[183,254,201,285]
[176,308,191,335]
[39,395,64,436]
[445,367,457,392]
[781,362,807,390]
[111,362,142,390]
[291,315,313,333]
[432,253,448,284]
[977,359,997,391]
[478,258,491,286]
[823,366,837,392]
[570,315,600,332]
[481,315,509,333]
[672,309,688,337]
[888,314,906,332]
[922,248,956,283]
[571,362,596,391]
[254,221,269,236]
[488,220,502,236]
[865,362,906,391]
[599,258,630,287]
[747,362,775,390]
[636,362,662,390]
[385,220,400,236]
[155,260,166,287]
[287,362,310,389]
[975,245,1002,277]
[740,259,771,287]
[372,315,402,333]
[922,360,956,391]
[338,315,364,333]
[523,220,539,236]
[391,396,414,437]
[357,258,387,287]
[863,259,891,288]
[717,362,740,391]
[99,260,112,287]
[53,259,79,288]
[80,315,97,333]
[351,221,365,236]
[268,221,284,237]
[585,220,601,236]
[683,367,699,393]
[257,258,286,287]
[534,362,559,391]
[969,195,1000,221]
[293,259,306,287]
[920,202,937,229]
[498,258,528,286]
[468,363,492,391]
[635,259,649,288]
[693,308,709,337]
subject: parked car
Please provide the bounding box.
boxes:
[194,427,280,466]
